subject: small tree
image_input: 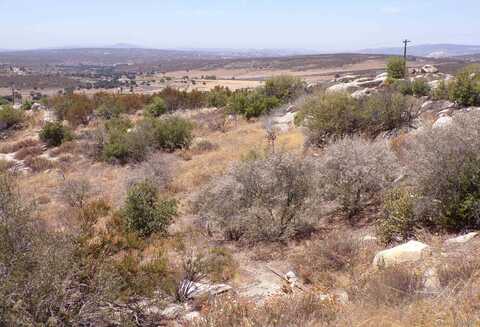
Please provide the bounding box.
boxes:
[144,96,167,117]
[123,180,177,237]
[449,67,480,106]
[387,57,406,79]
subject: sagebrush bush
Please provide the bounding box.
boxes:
[123,179,177,237]
[0,105,25,129]
[196,153,317,242]
[39,121,73,147]
[319,136,400,220]
[406,111,480,231]
[386,56,406,79]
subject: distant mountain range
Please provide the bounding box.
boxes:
[360,44,480,58]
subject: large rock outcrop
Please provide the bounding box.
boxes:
[373,240,432,268]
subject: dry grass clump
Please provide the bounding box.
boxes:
[0,138,39,154]
[291,230,380,291]
[23,156,57,172]
[357,265,423,307]
[0,159,15,172]
[192,294,338,327]
[203,247,238,282]
[49,140,79,157]
[14,145,45,160]
[437,255,480,288]
[292,231,360,286]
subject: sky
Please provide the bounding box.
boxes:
[0,0,479,51]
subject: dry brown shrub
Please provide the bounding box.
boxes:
[291,231,363,287]
[358,265,423,306]
[438,256,480,288]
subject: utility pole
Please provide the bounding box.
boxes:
[403,39,411,76]
[11,84,15,106]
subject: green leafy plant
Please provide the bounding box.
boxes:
[39,122,73,147]
[123,180,177,237]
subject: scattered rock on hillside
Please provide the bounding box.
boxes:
[335,75,359,83]
[433,116,453,129]
[422,65,439,74]
[188,282,232,299]
[326,82,360,93]
[352,88,377,99]
[160,304,186,319]
[420,100,456,114]
[444,232,479,246]
[373,240,432,268]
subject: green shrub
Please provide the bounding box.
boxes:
[386,57,406,79]
[227,90,280,119]
[39,122,73,147]
[432,80,452,100]
[298,92,359,147]
[123,180,177,237]
[378,188,418,244]
[411,78,431,96]
[21,100,33,110]
[207,86,232,108]
[359,91,415,137]
[264,75,305,102]
[149,116,194,151]
[96,104,122,120]
[0,105,25,129]
[394,80,413,96]
[449,67,480,106]
[144,96,167,117]
[299,91,415,147]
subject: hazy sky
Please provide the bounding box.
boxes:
[1,0,479,50]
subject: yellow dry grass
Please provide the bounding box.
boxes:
[171,120,304,194]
